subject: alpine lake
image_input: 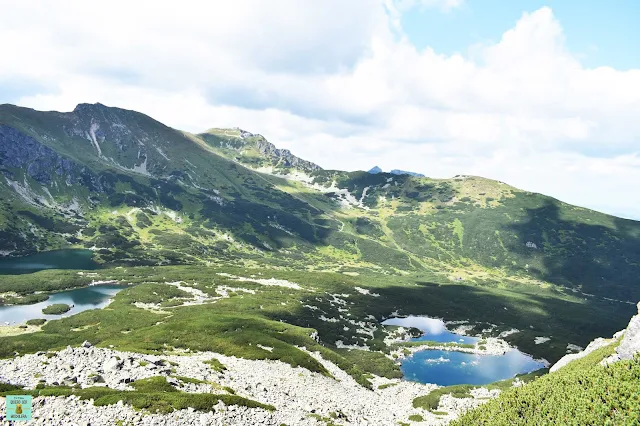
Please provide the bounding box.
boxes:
[382,316,546,386]
[0,249,129,324]
[1,250,546,387]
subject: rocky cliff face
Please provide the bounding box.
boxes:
[232,128,321,173]
[551,301,640,372]
[604,301,640,363]
[252,136,321,172]
[0,124,104,192]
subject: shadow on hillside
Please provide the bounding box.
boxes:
[505,199,640,302]
[280,277,637,364]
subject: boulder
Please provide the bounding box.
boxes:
[87,374,105,384]
[616,302,640,360]
[62,376,78,386]
[103,357,122,372]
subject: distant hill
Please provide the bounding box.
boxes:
[390,169,425,177]
[1,102,639,304]
[367,166,424,177]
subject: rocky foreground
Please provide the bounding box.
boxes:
[0,342,499,425]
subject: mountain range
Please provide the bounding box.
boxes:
[1,102,639,303]
[1,102,639,424]
[368,166,425,177]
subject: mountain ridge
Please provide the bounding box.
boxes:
[1,102,640,425]
[0,102,639,309]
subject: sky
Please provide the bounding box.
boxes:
[0,0,639,219]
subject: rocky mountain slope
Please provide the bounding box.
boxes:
[1,102,640,425]
[1,102,640,359]
[2,102,639,303]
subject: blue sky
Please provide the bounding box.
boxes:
[402,0,640,70]
[1,0,639,219]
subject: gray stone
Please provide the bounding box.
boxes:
[62,376,78,386]
[87,374,105,384]
[616,302,640,360]
[550,337,612,372]
[103,357,122,372]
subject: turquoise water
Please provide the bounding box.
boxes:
[401,348,545,386]
[0,284,128,324]
[382,316,545,385]
[0,249,98,274]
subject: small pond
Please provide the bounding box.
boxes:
[0,249,98,275]
[0,284,129,324]
[382,316,545,386]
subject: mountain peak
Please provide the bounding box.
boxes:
[73,102,110,113]
[367,166,424,177]
[199,128,321,173]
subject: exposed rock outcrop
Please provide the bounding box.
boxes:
[0,125,103,191]
[251,135,321,172]
[551,301,640,372]
[550,337,614,372]
[616,302,640,360]
[601,301,640,365]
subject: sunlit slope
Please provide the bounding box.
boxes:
[0,103,340,265]
[1,103,639,302]
[452,338,640,425]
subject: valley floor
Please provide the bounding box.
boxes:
[0,264,634,425]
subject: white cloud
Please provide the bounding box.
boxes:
[0,2,638,219]
[391,0,464,13]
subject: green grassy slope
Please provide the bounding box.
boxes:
[203,133,640,302]
[453,340,640,425]
[1,102,639,364]
[0,103,341,265]
[0,265,634,364]
[2,103,638,303]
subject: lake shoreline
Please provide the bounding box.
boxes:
[382,316,549,386]
[0,283,129,325]
[383,316,550,366]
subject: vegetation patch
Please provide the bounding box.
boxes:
[0,380,273,415]
[204,358,227,373]
[453,341,640,425]
[42,303,71,315]
[413,385,474,411]
[0,293,49,306]
[378,382,399,390]
[172,376,207,385]
[335,348,402,379]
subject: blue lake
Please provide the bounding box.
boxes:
[0,249,98,275]
[383,316,479,344]
[382,316,546,386]
[0,284,129,324]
